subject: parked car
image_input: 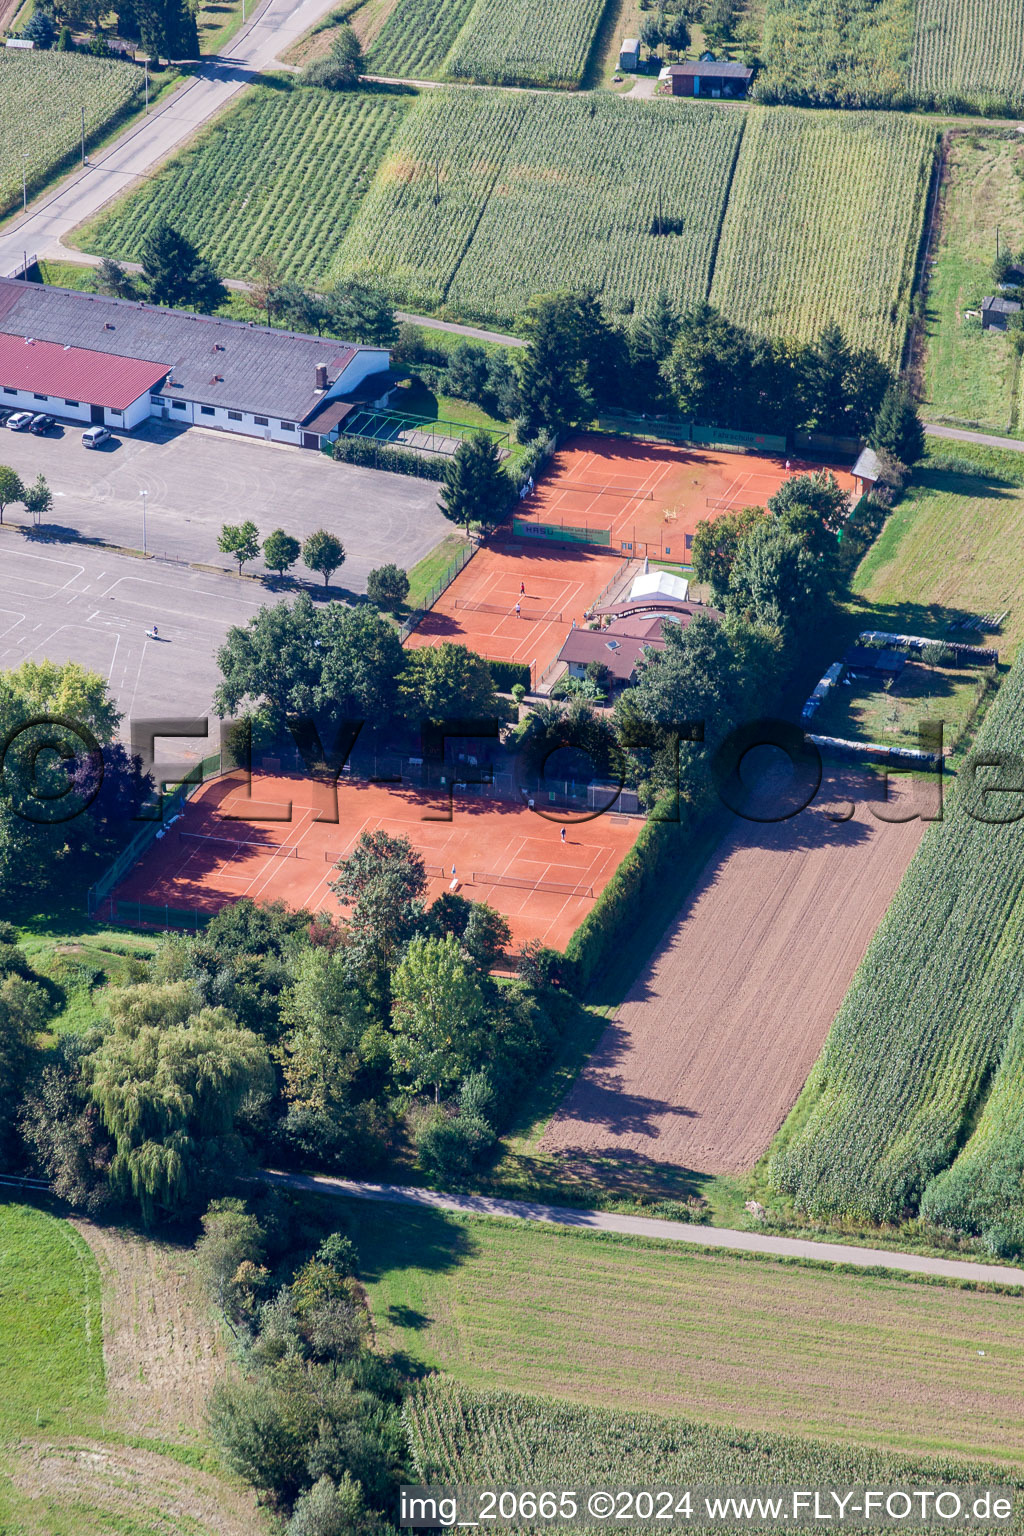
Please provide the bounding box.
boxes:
[82,424,112,449]
[0,407,14,427]
[7,411,34,430]
[29,413,56,435]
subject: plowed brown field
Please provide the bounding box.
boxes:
[541,763,931,1174]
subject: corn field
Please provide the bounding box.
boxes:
[82,85,412,284]
[908,0,1024,110]
[0,52,141,220]
[365,0,477,79]
[710,111,936,370]
[445,0,609,88]
[769,647,1024,1231]
[406,1380,1024,1525]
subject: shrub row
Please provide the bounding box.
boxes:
[488,658,532,692]
[333,434,447,479]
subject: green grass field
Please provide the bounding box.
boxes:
[920,132,1024,436]
[0,51,142,221]
[345,1201,1024,1462]
[77,83,412,286]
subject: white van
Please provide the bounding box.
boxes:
[82,425,112,448]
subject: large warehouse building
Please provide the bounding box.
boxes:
[0,278,390,447]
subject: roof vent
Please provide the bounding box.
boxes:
[63,344,71,351]
[211,374,223,383]
[24,337,34,345]
[606,640,620,651]
[104,322,115,330]
[213,343,225,352]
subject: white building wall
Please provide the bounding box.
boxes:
[105,391,153,431]
[0,384,92,421]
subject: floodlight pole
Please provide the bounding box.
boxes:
[81,104,86,166]
[140,489,148,554]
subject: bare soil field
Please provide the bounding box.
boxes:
[541,763,930,1174]
[71,1219,234,1443]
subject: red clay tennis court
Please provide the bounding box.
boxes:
[108,771,641,951]
[404,537,627,682]
[516,434,858,560]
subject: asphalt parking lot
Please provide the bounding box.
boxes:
[0,418,447,593]
[0,534,268,743]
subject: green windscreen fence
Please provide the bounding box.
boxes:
[512,518,611,546]
[594,414,786,455]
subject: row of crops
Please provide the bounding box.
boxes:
[364,0,610,87]
[81,86,413,285]
[80,89,935,361]
[768,642,1024,1251]
[709,111,935,370]
[0,52,142,221]
[407,1380,1024,1502]
[755,0,1024,113]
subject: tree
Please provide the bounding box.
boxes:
[219,520,261,575]
[263,529,301,578]
[4,657,121,742]
[0,972,50,1165]
[20,1039,113,1211]
[274,282,327,336]
[301,22,363,88]
[662,12,690,50]
[484,351,521,419]
[303,530,346,587]
[517,292,618,438]
[0,466,24,526]
[728,517,833,637]
[440,432,511,533]
[96,257,137,300]
[23,6,56,45]
[390,934,486,1102]
[870,385,926,467]
[288,1473,378,1536]
[662,304,757,426]
[250,254,284,327]
[365,564,409,613]
[132,0,199,61]
[139,220,226,312]
[639,9,663,50]
[22,473,52,526]
[399,643,497,723]
[802,323,852,436]
[330,831,427,1002]
[195,1197,266,1327]
[767,470,850,568]
[690,504,766,604]
[446,344,490,404]
[629,290,680,414]
[324,279,397,347]
[86,989,273,1223]
[56,23,74,48]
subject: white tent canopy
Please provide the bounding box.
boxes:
[628,569,689,603]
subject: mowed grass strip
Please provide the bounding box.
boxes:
[920,132,1024,436]
[345,1202,1024,1463]
[0,1202,105,1434]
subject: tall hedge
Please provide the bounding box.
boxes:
[488,659,532,692]
[333,435,447,480]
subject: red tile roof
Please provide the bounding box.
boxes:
[0,331,169,409]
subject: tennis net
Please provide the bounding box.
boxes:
[454,599,564,623]
[472,871,594,898]
[180,830,299,859]
[556,481,654,501]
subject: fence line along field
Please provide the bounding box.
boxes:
[0,51,142,220]
[343,1200,1024,1461]
[444,0,609,87]
[78,84,413,285]
[407,1381,1024,1499]
[768,643,1024,1252]
[709,110,936,370]
[365,0,477,78]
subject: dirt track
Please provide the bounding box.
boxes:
[540,763,930,1174]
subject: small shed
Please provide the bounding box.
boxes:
[982,295,1023,331]
[842,646,906,682]
[852,445,882,499]
[619,37,640,70]
[667,60,753,98]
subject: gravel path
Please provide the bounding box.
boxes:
[260,1170,1024,1287]
[925,424,1024,452]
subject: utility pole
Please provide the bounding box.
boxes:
[81,104,86,166]
[22,151,27,212]
[144,58,149,113]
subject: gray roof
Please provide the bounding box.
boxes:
[852,445,882,481]
[983,294,1022,315]
[0,278,385,423]
[669,61,753,77]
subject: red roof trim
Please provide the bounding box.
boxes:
[0,332,169,410]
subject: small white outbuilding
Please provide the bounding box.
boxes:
[619,37,640,69]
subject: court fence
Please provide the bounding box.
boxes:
[512,518,612,546]
[594,412,787,456]
[399,541,477,642]
[86,749,223,921]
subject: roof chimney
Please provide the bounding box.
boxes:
[315,363,328,391]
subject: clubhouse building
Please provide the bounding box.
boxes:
[0,277,390,448]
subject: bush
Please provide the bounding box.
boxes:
[416,1108,495,1178]
[488,658,532,693]
[333,435,447,480]
[366,564,410,612]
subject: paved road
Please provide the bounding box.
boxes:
[261,1170,1024,1287]
[0,0,341,277]
[395,312,525,348]
[925,423,1024,453]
